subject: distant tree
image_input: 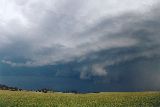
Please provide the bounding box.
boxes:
[41,88,48,93]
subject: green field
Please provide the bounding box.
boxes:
[0,90,160,107]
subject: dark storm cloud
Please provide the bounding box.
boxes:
[0,0,160,91]
[64,4,160,90]
[74,8,160,78]
[0,0,157,67]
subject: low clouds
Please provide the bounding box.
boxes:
[0,0,160,83]
[80,63,107,79]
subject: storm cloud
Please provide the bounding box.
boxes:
[0,0,160,91]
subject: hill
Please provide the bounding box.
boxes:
[0,84,19,91]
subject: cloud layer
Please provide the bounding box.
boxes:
[0,0,160,88]
[0,0,158,66]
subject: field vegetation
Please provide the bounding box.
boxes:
[0,90,160,107]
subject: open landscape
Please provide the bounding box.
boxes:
[0,0,160,107]
[0,90,160,107]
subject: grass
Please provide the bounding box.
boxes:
[0,90,160,107]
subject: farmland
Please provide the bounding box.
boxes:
[0,90,160,107]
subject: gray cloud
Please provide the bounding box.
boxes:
[0,0,160,81]
[0,2,160,93]
[76,5,160,78]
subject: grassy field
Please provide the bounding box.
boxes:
[0,90,160,107]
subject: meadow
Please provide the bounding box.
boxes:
[0,90,160,107]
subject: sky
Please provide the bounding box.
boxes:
[0,0,160,92]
